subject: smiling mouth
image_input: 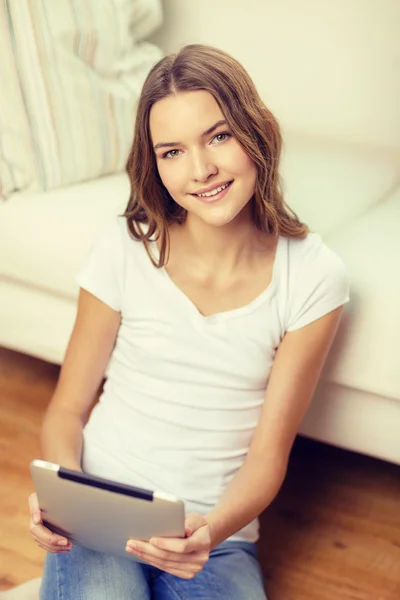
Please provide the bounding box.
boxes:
[192,180,233,198]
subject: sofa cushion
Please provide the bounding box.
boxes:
[0,174,130,299]
[281,133,400,236]
[2,0,162,196]
[321,186,400,401]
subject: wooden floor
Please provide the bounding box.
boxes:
[0,347,399,599]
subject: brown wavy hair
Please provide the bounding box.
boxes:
[124,44,308,267]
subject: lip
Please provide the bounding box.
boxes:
[193,180,233,204]
[191,180,233,195]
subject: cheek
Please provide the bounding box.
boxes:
[228,146,257,180]
[157,163,183,195]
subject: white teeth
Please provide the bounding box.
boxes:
[197,182,230,197]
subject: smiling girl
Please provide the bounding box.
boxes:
[29,44,349,599]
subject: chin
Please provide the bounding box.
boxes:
[198,212,240,228]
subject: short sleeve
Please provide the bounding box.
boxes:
[75,217,126,311]
[286,235,350,332]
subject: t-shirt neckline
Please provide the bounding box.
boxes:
[145,235,284,324]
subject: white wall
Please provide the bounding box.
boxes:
[150,0,400,151]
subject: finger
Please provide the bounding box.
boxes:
[128,550,201,579]
[28,493,41,525]
[33,532,72,553]
[30,520,71,549]
[33,536,73,553]
[33,538,72,553]
[126,541,196,564]
[128,538,195,558]
[167,569,197,580]
[35,540,72,554]
[150,533,204,554]
[155,563,200,579]
[142,560,198,579]
[150,515,207,552]
[184,513,206,536]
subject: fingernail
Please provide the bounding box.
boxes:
[127,542,136,549]
[33,513,41,525]
[57,539,68,546]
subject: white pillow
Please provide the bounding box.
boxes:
[2,0,163,196]
[0,3,37,197]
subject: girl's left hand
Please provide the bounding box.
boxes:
[126,513,211,579]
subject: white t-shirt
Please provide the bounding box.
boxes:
[76,216,349,542]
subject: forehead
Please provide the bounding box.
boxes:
[149,91,224,141]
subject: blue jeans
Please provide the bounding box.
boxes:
[40,541,267,599]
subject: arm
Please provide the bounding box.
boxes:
[125,306,345,577]
[205,305,344,548]
[29,288,121,553]
[41,288,121,470]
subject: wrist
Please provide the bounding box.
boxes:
[204,512,224,549]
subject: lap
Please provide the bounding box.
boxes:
[39,541,266,600]
[153,541,267,600]
[40,544,152,600]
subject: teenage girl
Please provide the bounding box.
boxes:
[29,44,349,599]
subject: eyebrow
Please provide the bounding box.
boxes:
[153,119,228,151]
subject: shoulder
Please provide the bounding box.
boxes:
[98,215,129,242]
[81,216,145,273]
[284,233,350,331]
[286,232,348,283]
[287,231,327,262]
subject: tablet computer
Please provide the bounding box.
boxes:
[30,459,185,560]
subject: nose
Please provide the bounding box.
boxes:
[191,149,218,183]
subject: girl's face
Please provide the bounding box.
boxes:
[150,91,257,228]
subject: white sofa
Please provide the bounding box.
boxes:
[1,0,400,469]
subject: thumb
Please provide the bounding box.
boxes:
[184,513,206,537]
[28,492,42,525]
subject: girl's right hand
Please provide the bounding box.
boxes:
[29,492,73,553]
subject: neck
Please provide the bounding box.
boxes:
[179,210,261,270]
